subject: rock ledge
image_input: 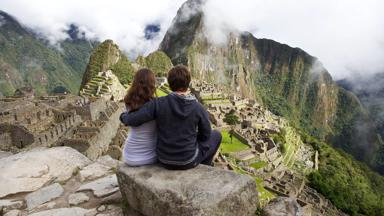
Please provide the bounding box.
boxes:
[117,163,259,216]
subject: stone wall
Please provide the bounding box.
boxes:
[61,98,123,160]
[34,113,82,148]
[66,98,107,121]
[1,102,55,126]
[84,105,122,160]
[0,123,34,151]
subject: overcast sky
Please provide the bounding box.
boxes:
[1,0,383,79]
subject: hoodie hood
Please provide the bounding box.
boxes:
[168,93,197,119]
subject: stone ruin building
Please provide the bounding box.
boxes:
[59,98,123,160]
[0,96,82,152]
[0,93,126,161]
[190,80,227,101]
[13,87,36,99]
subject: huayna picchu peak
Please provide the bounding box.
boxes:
[1,1,384,216]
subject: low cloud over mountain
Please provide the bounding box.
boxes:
[1,0,384,78]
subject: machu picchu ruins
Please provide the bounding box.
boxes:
[0,75,347,216]
[189,80,343,215]
[0,85,126,160]
[1,3,377,214]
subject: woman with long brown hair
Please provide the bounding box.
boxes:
[122,68,157,166]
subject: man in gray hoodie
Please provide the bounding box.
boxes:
[120,65,222,170]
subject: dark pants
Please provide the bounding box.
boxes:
[160,130,222,170]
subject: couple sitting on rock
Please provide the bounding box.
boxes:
[120,65,222,170]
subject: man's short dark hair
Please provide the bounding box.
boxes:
[167,65,191,92]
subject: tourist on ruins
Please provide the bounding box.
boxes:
[120,65,222,170]
[122,68,157,166]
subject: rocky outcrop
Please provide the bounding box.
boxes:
[117,163,259,216]
[262,197,302,216]
[0,148,122,215]
[0,147,90,198]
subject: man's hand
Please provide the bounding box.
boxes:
[119,100,156,126]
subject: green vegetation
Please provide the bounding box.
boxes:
[159,84,172,94]
[256,182,276,201]
[0,11,94,96]
[81,39,136,89]
[223,110,240,144]
[221,135,274,205]
[271,129,287,154]
[136,51,173,76]
[81,40,121,88]
[156,88,168,97]
[145,51,173,76]
[110,55,134,85]
[220,131,249,154]
[277,126,302,167]
[302,133,384,216]
[250,161,268,170]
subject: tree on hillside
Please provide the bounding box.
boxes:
[223,110,240,144]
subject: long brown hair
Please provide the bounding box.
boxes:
[124,68,156,111]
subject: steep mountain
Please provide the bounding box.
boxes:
[159,0,383,172]
[81,39,127,88]
[338,73,384,164]
[0,11,95,96]
[135,51,173,76]
[81,40,173,91]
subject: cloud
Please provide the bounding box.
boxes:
[0,0,185,57]
[1,0,383,78]
[202,0,384,78]
[0,14,6,27]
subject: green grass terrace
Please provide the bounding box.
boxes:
[219,130,250,154]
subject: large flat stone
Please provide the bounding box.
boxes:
[68,193,90,206]
[79,162,112,182]
[0,147,91,198]
[25,183,64,210]
[77,175,119,198]
[28,207,92,216]
[117,163,259,216]
[96,155,119,169]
